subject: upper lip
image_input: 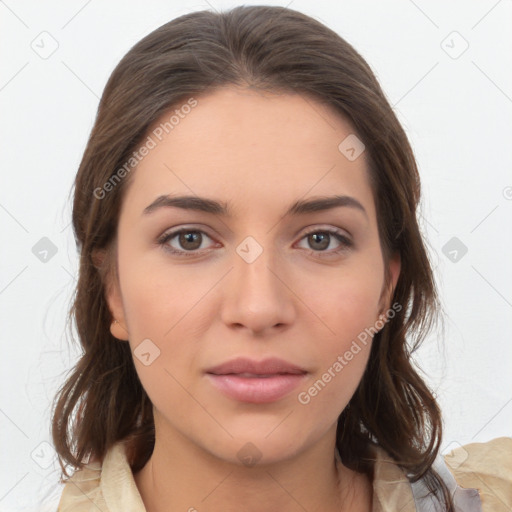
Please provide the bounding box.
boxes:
[205,357,307,376]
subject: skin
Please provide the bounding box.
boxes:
[104,86,400,512]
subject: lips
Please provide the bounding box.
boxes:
[205,357,307,376]
[205,357,307,403]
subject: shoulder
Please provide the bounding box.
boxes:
[443,436,512,512]
[57,441,145,512]
[57,459,104,511]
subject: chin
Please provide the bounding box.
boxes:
[199,425,309,468]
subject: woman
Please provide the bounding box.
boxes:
[52,5,511,511]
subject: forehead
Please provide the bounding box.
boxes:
[122,86,376,221]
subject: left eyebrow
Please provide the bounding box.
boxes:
[142,194,368,220]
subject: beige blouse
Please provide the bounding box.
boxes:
[57,436,512,511]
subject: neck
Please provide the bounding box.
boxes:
[133,426,364,512]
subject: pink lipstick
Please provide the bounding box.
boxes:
[205,357,307,404]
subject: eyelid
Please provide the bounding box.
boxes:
[156,225,218,254]
[295,226,353,257]
[300,224,352,239]
[157,224,353,256]
[158,223,352,241]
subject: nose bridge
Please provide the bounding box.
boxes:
[221,233,295,333]
[236,235,278,292]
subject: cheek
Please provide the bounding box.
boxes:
[304,258,384,342]
[118,245,205,339]
[116,248,205,396]
[297,295,376,416]
[296,256,383,398]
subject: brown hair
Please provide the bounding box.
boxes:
[51,5,453,510]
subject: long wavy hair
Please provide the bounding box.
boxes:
[51,5,453,510]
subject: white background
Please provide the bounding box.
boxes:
[1,0,511,510]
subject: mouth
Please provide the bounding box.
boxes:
[205,357,308,403]
[223,372,297,378]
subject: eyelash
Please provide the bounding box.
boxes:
[156,226,353,259]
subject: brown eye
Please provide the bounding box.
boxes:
[158,228,216,256]
[178,231,203,251]
[296,228,353,258]
[307,232,330,251]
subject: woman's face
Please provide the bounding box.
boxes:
[106,86,400,465]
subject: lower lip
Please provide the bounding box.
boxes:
[206,373,307,403]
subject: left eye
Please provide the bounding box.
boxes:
[157,228,353,257]
[296,229,353,254]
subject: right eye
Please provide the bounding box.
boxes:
[157,228,218,257]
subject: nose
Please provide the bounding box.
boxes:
[220,241,296,336]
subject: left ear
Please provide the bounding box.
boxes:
[378,251,401,315]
